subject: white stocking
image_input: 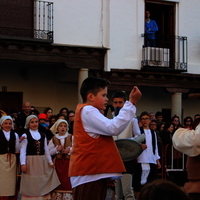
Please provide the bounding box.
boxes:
[140,163,150,185]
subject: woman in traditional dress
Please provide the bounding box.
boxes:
[19,115,60,200]
[48,119,72,200]
[0,116,20,200]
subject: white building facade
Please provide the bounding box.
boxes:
[0,0,200,122]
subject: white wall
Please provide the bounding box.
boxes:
[53,0,106,47]
[105,0,144,71]
[51,0,200,74]
[52,0,145,71]
[177,0,200,74]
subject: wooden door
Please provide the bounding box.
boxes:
[0,92,23,115]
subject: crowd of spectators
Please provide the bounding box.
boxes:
[5,102,75,141]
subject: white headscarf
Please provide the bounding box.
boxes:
[50,119,69,135]
[24,115,38,129]
[0,116,14,130]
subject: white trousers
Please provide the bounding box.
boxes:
[115,174,135,200]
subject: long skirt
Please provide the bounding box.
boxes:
[51,159,72,200]
[0,154,16,196]
[20,155,60,198]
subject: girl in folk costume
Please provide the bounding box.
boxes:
[0,116,20,200]
[48,119,72,200]
[19,115,60,200]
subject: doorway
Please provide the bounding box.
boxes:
[0,92,23,115]
[145,0,176,68]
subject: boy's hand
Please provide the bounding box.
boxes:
[21,164,27,173]
[157,160,161,169]
[141,144,147,150]
[19,136,26,143]
[129,86,142,105]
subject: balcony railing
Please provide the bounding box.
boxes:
[34,0,54,41]
[0,0,53,42]
[141,35,188,72]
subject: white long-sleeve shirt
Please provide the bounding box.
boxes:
[137,129,160,164]
[173,125,200,156]
[20,129,53,165]
[70,101,136,188]
[113,117,141,140]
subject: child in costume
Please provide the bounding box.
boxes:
[69,77,142,200]
[19,115,60,200]
[0,116,20,200]
[48,119,72,200]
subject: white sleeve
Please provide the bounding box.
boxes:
[82,101,136,137]
[155,135,160,160]
[20,134,27,165]
[172,125,200,156]
[132,118,141,137]
[15,133,20,153]
[48,139,58,156]
[44,137,53,164]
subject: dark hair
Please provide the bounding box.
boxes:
[59,107,69,114]
[31,109,40,116]
[68,110,75,115]
[192,118,200,129]
[43,107,53,114]
[56,113,66,120]
[157,122,166,132]
[171,114,180,121]
[155,111,163,118]
[151,119,157,123]
[140,111,150,119]
[183,116,193,126]
[138,179,190,200]
[49,115,56,121]
[80,77,110,103]
[164,122,174,131]
[111,91,126,101]
[194,114,200,119]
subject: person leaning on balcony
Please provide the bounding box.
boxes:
[145,11,158,47]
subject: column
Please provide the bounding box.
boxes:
[78,68,88,103]
[166,88,189,122]
[171,93,182,119]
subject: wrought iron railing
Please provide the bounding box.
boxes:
[174,36,187,71]
[141,34,188,72]
[34,0,54,41]
[0,0,53,42]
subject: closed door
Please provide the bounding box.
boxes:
[0,92,23,115]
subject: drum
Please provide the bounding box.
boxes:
[115,135,144,162]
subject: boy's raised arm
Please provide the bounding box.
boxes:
[129,86,142,105]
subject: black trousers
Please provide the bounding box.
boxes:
[133,163,158,192]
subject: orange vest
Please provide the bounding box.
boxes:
[69,104,125,177]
